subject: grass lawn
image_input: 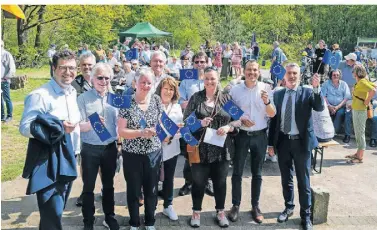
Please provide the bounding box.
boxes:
[1,74,50,182]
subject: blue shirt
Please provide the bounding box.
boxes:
[333,50,343,69]
[322,80,351,105]
[179,79,204,104]
[280,87,299,135]
[77,89,118,145]
[19,79,81,153]
[338,61,360,89]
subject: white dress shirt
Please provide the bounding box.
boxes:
[230,81,274,131]
[161,103,183,161]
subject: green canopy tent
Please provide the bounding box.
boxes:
[119,22,172,38]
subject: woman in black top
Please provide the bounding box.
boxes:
[184,67,237,228]
[117,68,163,230]
[314,40,327,78]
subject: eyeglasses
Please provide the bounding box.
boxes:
[204,66,218,72]
[194,61,206,64]
[58,66,77,71]
[96,76,110,81]
[132,63,138,65]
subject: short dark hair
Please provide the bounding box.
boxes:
[329,69,342,80]
[52,50,76,68]
[192,51,208,63]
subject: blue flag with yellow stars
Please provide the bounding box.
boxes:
[322,49,332,65]
[125,48,138,61]
[107,92,131,109]
[180,126,199,146]
[139,117,147,130]
[185,111,202,133]
[223,100,244,120]
[270,62,286,80]
[329,53,341,69]
[156,123,167,142]
[88,112,112,142]
[161,111,179,136]
[180,69,199,81]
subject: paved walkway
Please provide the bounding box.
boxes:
[2,136,377,230]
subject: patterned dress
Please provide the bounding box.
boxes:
[231,48,242,69]
[213,47,223,68]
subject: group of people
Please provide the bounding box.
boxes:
[14,34,377,230]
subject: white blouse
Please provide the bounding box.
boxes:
[161,102,184,161]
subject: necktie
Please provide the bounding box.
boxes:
[284,90,293,134]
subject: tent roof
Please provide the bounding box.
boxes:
[118,22,172,38]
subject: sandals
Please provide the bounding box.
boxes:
[346,158,363,164]
[345,153,357,159]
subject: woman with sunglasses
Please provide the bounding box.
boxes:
[154,77,183,221]
[185,67,238,228]
[118,68,163,230]
[77,63,120,230]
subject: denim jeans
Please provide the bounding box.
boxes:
[371,103,377,140]
[191,160,229,211]
[123,149,162,227]
[162,155,178,208]
[1,81,13,119]
[331,107,347,135]
[344,109,353,135]
[80,142,117,224]
[231,131,267,208]
[271,74,278,89]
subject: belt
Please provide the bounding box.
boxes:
[279,132,301,140]
[239,128,267,137]
[82,141,116,149]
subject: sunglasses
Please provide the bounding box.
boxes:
[96,76,110,81]
[204,66,218,72]
[132,63,138,65]
[194,61,206,64]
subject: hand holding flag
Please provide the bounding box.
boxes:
[88,112,112,142]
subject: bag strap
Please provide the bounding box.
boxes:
[197,91,221,144]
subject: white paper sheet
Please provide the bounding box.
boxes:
[203,128,227,147]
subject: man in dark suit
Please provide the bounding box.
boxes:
[267,63,324,230]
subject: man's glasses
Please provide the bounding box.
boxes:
[132,63,138,66]
[58,66,77,72]
[96,76,110,81]
[194,61,206,64]
[204,66,218,72]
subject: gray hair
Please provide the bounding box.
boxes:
[136,67,154,84]
[90,63,114,82]
[151,51,167,63]
[79,53,96,64]
[285,62,300,70]
[273,41,280,47]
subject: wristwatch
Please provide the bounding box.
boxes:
[264,100,271,105]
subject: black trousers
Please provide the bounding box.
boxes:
[191,160,230,211]
[231,131,267,208]
[80,142,117,224]
[162,155,178,208]
[123,149,162,227]
[277,133,312,221]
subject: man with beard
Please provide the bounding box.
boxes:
[268,64,324,230]
[228,60,276,223]
[178,51,214,197]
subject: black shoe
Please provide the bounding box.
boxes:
[103,215,119,230]
[84,223,94,230]
[178,183,192,196]
[158,189,164,198]
[301,219,313,230]
[251,206,264,224]
[370,139,377,147]
[205,180,214,197]
[343,135,350,143]
[277,208,294,223]
[228,205,239,222]
[75,194,83,207]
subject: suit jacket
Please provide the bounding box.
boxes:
[268,86,324,152]
[22,113,77,201]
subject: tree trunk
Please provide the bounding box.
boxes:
[34,6,46,49]
[17,18,27,47]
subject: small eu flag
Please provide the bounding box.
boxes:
[329,53,341,69]
[125,48,138,61]
[139,117,147,130]
[185,112,202,133]
[322,49,332,65]
[270,62,286,80]
[180,126,199,146]
[107,92,131,109]
[88,112,112,142]
[223,100,244,120]
[180,69,199,81]
[161,111,179,136]
[156,123,167,142]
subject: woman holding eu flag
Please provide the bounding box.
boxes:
[155,77,183,221]
[184,66,238,228]
[117,68,163,230]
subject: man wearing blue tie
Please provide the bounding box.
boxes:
[267,63,324,230]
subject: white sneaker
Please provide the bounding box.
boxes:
[190,211,200,227]
[270,154,278,162]
[129,227,139,230]
[163,205,178,220]
[145,226,156,230]
[264,153,269,162]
